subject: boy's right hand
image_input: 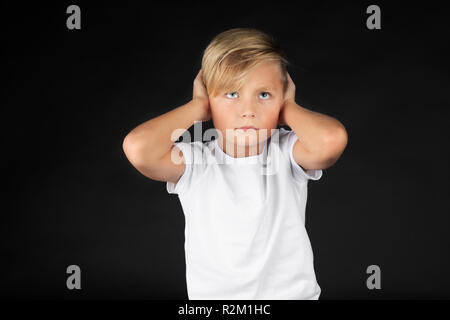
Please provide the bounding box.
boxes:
[192,69,211,122]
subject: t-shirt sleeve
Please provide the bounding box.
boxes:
[166,141,206,195]
[284,129,323,181]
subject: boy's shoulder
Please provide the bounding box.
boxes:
[277,127,293,139]
[172,139,214,165]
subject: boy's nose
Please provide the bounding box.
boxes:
[238,101,257,118]
[240,110,256,118]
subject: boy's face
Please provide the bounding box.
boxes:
[210,61,285,156]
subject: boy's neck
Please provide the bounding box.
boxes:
[218,138,264,158]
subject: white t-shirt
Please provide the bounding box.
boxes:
[166,127,323,300]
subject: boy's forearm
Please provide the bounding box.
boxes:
[123,99,206,164]
[281,99,347,158]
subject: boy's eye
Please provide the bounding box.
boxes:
[259,92,271,99]
[226,92,239,99]
[226,92,271,99]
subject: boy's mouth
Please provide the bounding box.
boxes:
[235,126,259,131]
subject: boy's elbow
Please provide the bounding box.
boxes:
[322,123,348,152]
[319,126,348,168]
[123,133,146,167]
[328,126,348,150]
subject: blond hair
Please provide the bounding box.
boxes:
[201,28,289,98]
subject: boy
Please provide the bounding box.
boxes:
[123,28,348,299]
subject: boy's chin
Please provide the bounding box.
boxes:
[217,128,274,144]
[234,136,268,146]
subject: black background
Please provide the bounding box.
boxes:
[2,1,449,300]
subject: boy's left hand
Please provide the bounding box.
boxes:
[278,72,296,126]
